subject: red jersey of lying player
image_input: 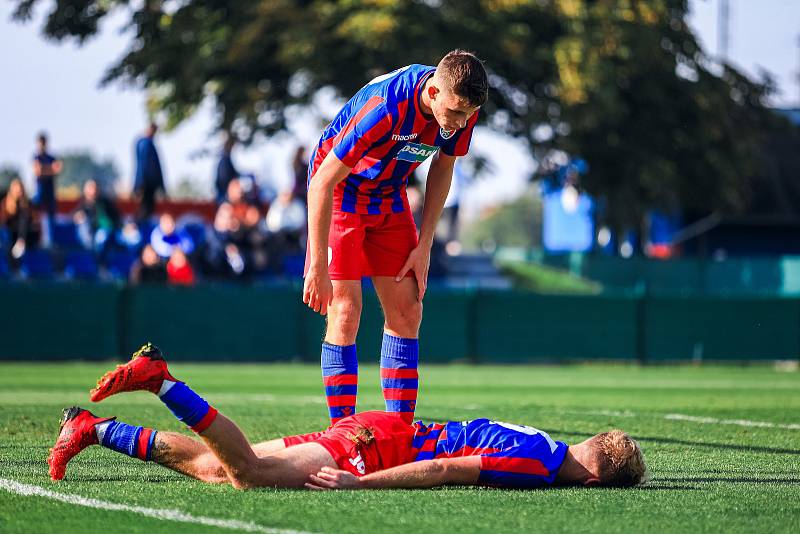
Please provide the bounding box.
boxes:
[285,411,568,488]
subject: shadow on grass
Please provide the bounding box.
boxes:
[544,429,800,455]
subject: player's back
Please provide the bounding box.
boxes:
[412,418,569,487]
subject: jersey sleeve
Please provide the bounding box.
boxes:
[332,96,395,168]
[440,111,480,157]
[478,441,568,488]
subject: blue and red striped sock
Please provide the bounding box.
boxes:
[96,420,156,461]
[321,343,358,425]
[158,381,218,433]
[380,333,419,424]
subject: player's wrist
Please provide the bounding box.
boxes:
[417,235,435,249]
[307,261,329,275]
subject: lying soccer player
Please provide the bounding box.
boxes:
[48,344,647,490]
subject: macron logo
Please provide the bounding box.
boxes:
[392,133,418,141]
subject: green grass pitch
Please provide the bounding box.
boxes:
[1,362,799,533]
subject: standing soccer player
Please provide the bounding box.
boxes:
[302,50,488,424]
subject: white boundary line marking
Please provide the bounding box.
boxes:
[572,410,800,430]
[0,478,315,534]
[662,413,800,430]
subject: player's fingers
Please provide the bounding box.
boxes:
[320,299,328,316]
[309,474,336,488]
[395,260,412,282]
[415,271,425,301]
[304,482,328,491]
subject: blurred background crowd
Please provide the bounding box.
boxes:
[1,0,799,294]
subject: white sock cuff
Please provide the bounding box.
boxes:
[94,420,113,443]
[158,380,177,397]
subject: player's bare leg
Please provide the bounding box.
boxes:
[372,276,422,338]
[130,433,299,484]
[372,276,422,423]
[54,342,339,488]
[325,280,362,345]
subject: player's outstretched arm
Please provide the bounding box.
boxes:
[306,455,481,490]
[303,151,352,315]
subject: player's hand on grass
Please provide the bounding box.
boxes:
[396,245,430,301]
[303,266,333,315]
[305,466,361,490]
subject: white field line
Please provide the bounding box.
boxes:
[0,479,315,534]
[662,413,800,430]
[572,409,800,430]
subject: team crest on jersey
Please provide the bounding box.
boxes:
[396,143,439,162]
[439,128,455,140]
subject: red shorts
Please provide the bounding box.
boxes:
[283,411,417,476]
[304,210,418,280]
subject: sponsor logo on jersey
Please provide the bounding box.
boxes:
[439,128,455,139]
[349,452,366,475]
[391,133,419,141]
[396,143,439,162]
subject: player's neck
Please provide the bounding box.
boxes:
[555,445,599,486]
[419,78,434,118]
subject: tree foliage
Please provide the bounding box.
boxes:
[12,0,785,228]
[57,151,119,193]
[462,190,543,251]
[0,165,22,193]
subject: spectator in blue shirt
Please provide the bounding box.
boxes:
[134,123,165,221]
[150,212,194,259]
[215,135,238,204]
[31,132,62,247]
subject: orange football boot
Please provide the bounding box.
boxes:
[90,342,178,402]
[48,406,114,481]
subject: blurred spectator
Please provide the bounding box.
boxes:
[291,146,309,203]
[134,122,165,221]
[215,135,238,203]
[0,177,37,262]
[166,248,195,285]
[32,132,62,247]
[225,178,261,230]
[266,189,306,251]
[73,179,120,253]
[211,179,268,275]
[116,219,143,250]
[150,213,194,259]
[129,243,167,284]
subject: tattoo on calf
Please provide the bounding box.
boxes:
[151,435,180,469]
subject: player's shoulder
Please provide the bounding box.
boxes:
[360,64,434,100]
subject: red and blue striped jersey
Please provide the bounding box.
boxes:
[308,64,479,214]
[411,418,568,488]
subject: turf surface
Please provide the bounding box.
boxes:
[1,362,798,533]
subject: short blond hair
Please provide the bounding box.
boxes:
[592,430,648,487]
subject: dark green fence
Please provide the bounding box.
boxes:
[0,283,797,362]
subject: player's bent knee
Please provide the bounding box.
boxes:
[387,300,423,335]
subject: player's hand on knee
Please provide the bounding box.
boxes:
[305,466,361,490]
[396,246,430,301]
[303,268,333,315]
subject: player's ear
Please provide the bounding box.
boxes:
[428,84,440,100]
[583,477,601,487]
